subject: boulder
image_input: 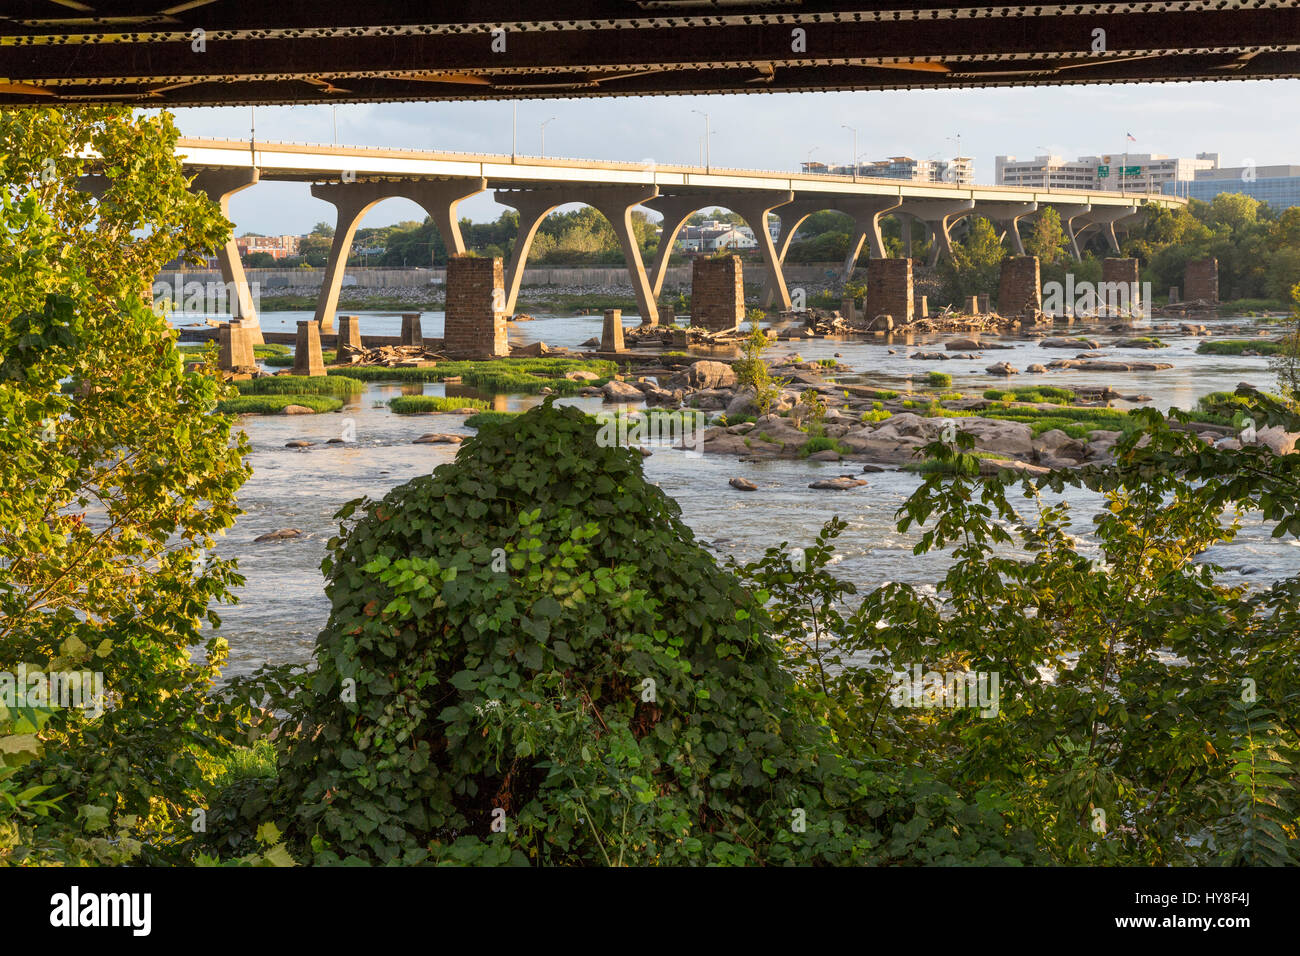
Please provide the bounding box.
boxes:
[601,380,644,403]
[725,388,758,418]
[413,433,464,444]
[910,351,949,361]
[285,440,312,448]
[978,458,1049,477]
[254,528,303,543]
[808,449,842,461]
[644,386,683,407]
[668,360,736,391]
[566,370,600,381]
[1256,425,1299,456]
[946,338,982,351]
[690,388,733,411]
[1026,364,1047,373]
[729,477,758,491]
[281,404,317,415]
[1033,428,1088,462]
[809,476,867,490]
[1041,337,1099,349]
[952,418,1035,458]
[986,362,1018,376]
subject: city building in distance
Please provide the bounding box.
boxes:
[1163,164,1300,211]
[800,156,974,185]
[996,152,1219,193]
[234,234,302,260]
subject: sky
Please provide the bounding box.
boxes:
[162,79,1300,237]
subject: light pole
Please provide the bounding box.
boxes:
[331,105,338,145]
[511,102,517,161]
[540,116,557,157]
[692,109,711,172]
[805,146,820,173]
[842,124,858,181]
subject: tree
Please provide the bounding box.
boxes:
[310,221,335,237]
[1025,206,1068,265]
[0,107,252,862]
[940,217,1005,304]
[253,402,1034,865]
[743,395,1300,865]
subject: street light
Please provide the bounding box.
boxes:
[842,124,858,181]
[692,109,711,172]
[331,105,338,145]
[540,116,557,158]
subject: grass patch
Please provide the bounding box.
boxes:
[861,409,892,423]
[903,454,982,476]
[1195,339,1288,356]
[179,341,292,359]
[234,375,363,396]
[926,371,952,388]
[216,395,342,415]
[799,435,849,458]
[389,395,489,414]
[464,410,522,429]
[264,350,338,367]
[983,386,1075,405]
[327,358,616,394]
[207,739,277,788]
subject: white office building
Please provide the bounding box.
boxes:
[995,152,1219,192]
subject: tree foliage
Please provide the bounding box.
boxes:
[253,401,1034,865]
[0,107,252,863]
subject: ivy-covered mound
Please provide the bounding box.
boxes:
[271,400,1035,865]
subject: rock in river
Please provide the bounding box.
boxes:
[413,433,464,444]
[254,528,304,543]
[729,477,758,491]
[809,475,867,490]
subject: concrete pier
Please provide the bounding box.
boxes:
[399,312,424,347]
[293,320,325,376]
[337,314,363,359]
[601,308,625,352]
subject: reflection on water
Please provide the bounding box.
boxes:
[197,312,1298,679]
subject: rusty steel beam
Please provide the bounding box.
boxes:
[1,3,1296,105]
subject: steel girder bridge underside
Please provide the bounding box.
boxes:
[1,2,1298,106]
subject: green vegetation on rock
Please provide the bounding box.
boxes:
[388,395,489,414]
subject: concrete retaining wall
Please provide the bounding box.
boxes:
[156,262,853,292]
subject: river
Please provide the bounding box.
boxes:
[181,309,1300,677]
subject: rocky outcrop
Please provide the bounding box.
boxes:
[601,380,644,403]
[668,360,737,391]
[809,476,867,490]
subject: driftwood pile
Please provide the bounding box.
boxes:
[333,344,443,367]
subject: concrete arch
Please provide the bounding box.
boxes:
[309,177,486,330]
[494,185,660,324]
[762,195,901,307]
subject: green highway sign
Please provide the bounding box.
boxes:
[1097,165,1110,177]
